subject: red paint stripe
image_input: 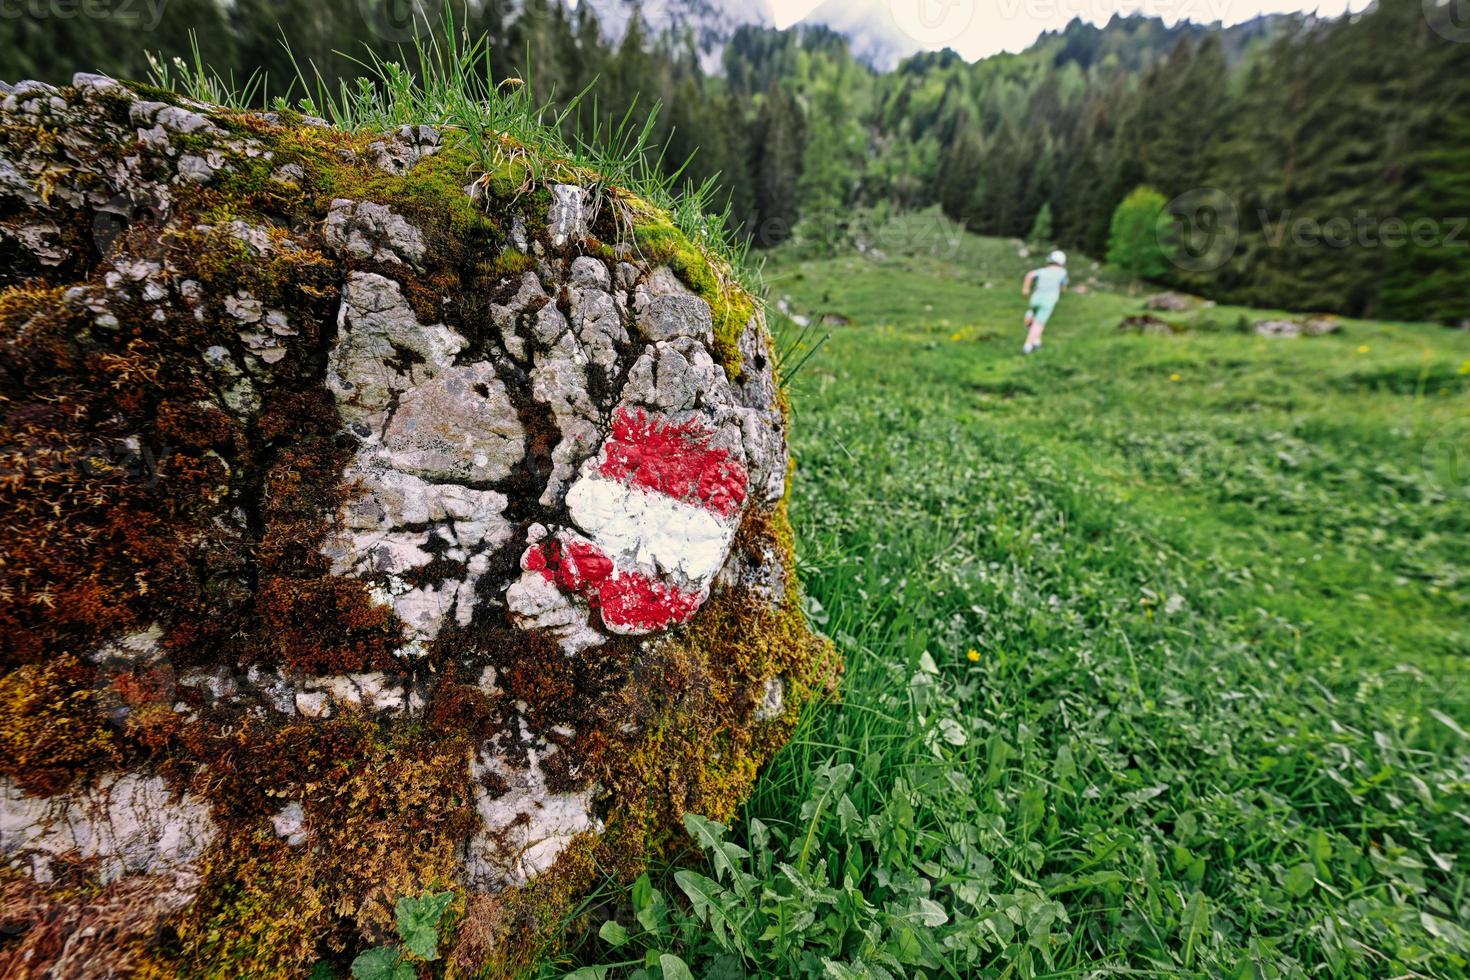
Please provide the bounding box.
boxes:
[598,573,702,632]
[525,536,702,633]
[599,408,748,519]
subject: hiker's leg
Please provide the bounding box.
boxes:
[1023,312,1038,351]
[1026,298,1055,351]
[1025,318,1046,349]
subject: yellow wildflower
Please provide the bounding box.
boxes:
[966,649,981,663]
[1169,373,1182,382]
[1357,345,1370,354]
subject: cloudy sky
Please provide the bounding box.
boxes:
[769,0,1375,60]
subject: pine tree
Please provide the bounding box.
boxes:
[230,0,360,101]
[796,62,866,225]
[0,0,237,87]
[1028,202,1054,245]
[1053,81,1126,254]
[1200,3,1419,314]
[748,85,806,247]
[1,3,1466,320]
[1376,0,1470,322]
[938,126,984,229]
[1021,139,1056,238]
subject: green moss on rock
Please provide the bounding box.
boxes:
[630,210,756,380]
[0,78,837,979]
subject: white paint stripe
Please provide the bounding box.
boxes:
[565,474,735,585]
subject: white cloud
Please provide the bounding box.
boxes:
[771,0,1375,60]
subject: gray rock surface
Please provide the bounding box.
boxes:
[1,775,216,887]
[548,184,591,247]
[323,198,427,265]
[1145,291,1209,312]
[0,77,812,975]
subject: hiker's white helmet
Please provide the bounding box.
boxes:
[1048,250,1067,266]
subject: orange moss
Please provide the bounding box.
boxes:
[169,726,477,976]
[256,442,349,555]
[154,399,240,452]
[255,575,404,677]
[0,283,78,376]
[426,680,500,743]
[124,703,190,757]
[169,838,331,977]
[0,85,839,980]
[0,655,119,794]
[0,864,185,980]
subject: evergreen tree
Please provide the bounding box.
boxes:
[0,0,237,87]
[1376,0,1470,322]
[796,79,856,213]
[1199,4,1415,313]
[1029,202,1054,245]
[1124,35,1231,201]
[938,126,984,228]
[1,3,1467,319]
[230,0,379,103]
[1378,115,1470,323]
[748,85,806,247]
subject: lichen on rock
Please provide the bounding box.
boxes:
[0,75,837,976]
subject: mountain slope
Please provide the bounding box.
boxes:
[575,0,775,72]
[797,0,923,70]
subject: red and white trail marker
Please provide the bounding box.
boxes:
[509,408,749,650]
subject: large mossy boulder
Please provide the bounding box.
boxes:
[0,75,837,977]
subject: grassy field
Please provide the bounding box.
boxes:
[547,212,1470,978]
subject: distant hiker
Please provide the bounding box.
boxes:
[1021,251,1069,354]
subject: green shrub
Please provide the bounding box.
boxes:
[1107,186,1170,282]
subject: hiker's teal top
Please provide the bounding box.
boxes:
[1027,265,1068,325]
[1030,265,1069,301]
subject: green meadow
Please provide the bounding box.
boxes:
[7,8,1469,973]
[551,212,1470,977]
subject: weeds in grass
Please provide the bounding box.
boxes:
[541,212,1470,978]
[145,33,267,108]
[346,890,455,980]
[770,308,829,384]
[138,29,1470,972]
